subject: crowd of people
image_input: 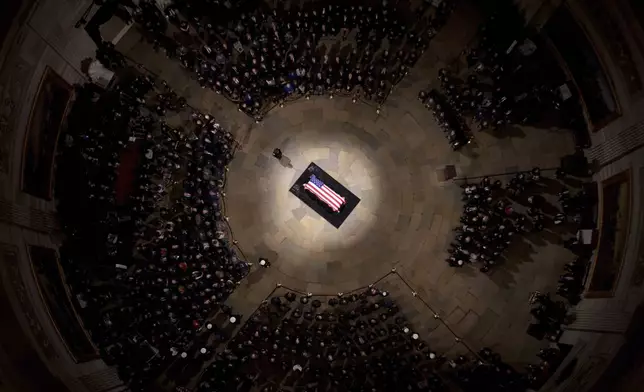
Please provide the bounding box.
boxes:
[556,186,595,305]
[54,1,604,391]
[447,167,551,273]
[88,0,455,120]
[55,73,245,390]
[450,347,529,391]
[418,87,471,150]
[195,287,532,392]
[524,345,569,389]
[447,164,596,386]
[528,292,569,343]
[427,2,598,387]
[556,255,589,305]
[522,292,575,389]
[417,0,586,149]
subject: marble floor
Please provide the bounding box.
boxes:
[222,91,578,367]
[119,1,579,368]
[225,96,465,291]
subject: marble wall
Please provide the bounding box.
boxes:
[569,0,644,149]
[517,0,644,163]
[551,2,644,387]
[0,1,124,391]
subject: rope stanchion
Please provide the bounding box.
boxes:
[266,269,482,362]
[219,148,249,266]
[272,270,398,298]
[452,167,559,183]
[187,268,496,390]
[391,270,483,362]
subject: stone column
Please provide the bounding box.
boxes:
[565,309,631,334]
[586,120,644,167]
[0,199,59,233]
[77,367,127,392]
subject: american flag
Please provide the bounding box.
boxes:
[303,175,346,212]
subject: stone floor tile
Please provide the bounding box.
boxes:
[467,308,501,342]
[118,14,578,368]
[455,310,480,337]
[446,306,467,325]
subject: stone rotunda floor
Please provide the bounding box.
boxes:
[223,91,577,365]
[121,2,579,366]
[226,97,464,291]
[225,91,576,288]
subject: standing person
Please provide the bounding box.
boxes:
[272,148,283,160]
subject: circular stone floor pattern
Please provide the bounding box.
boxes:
[225,97,464,290]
